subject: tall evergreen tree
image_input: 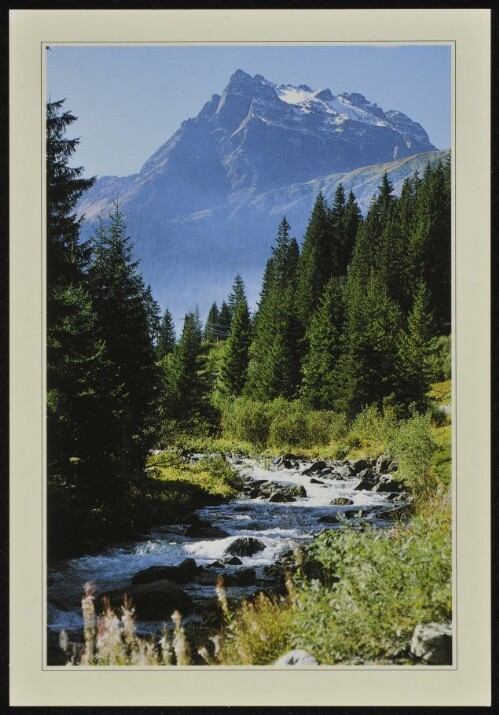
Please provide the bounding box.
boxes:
[157,307,176,359]
[246,218,301,399]
[227,274,246,317]
[408,160,451,332]
[296,192,335,327]
[204,302,220,342]
[338,270,402,415]
[218,300,232,339]
[46,101,105,554]
[161,310,208,423]
[300,278,345,409]
[220,276,252,395]
[396,280,436,412]
[88,204,160,498]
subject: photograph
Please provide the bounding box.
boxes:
[8,8,491,709]
[45,43,453,668]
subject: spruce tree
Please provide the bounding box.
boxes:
[338,270,402,415]
[88,204,160,498]
[246,218,301,399]
[161,310,208,424]
[220,276,252,395]
[46,101,103,554]
[157,308,176,359]
[396,281,436,412]
[204,302,220,342]
[300,278,344,409]
[218,301,232,339]
[296,192,335,327]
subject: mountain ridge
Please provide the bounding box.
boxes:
[77,70,445,323]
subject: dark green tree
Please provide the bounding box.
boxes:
[246,218,301,399]
[157,307,176,359]
[204,302,220,342]
[218,300,232,339]
[338,271,402,415]
[88,204,160,498]
[408,160,451,332]
[161,310,208,423]
[396,281,436,411]
[300,278,345,409]
[220,276,252,395]
[296,192,335,327]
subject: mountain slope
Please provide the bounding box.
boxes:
[78,70,443,323]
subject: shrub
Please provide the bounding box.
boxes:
[342,404,397,457]
[388,412,438,503]
[216,584,294,665]
[428,335,451,382]
[221,397,274,447]
[291,515,452,664]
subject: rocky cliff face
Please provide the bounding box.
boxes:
[78,70,442,323]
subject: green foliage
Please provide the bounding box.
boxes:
[388,412,438,503]
[157,307,176,359]
[338,271,403,415]
[396,281,436,412]
[291,515,452,664]
[246,218,302,399]
[301,278,344,409]
[204,302,220,342]
[296,192,336,326]
[219,276,252,395]
[428,336,452,382]
[217,591,294,665]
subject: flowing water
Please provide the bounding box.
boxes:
[47,456,400,638]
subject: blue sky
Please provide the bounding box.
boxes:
[46,44,451,179]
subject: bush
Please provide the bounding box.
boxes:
[388,412,438,503]
[221,397,274,447]
[428,335,451,382]
[341,404,397,458]
[291,515,452,664]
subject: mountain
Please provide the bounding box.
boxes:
[78,69,444,323]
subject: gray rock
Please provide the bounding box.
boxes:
[349,459,371,474]
[354,478,375,491]
[101,579,192,620]
[372,477,403,493]
[131,558,198,585]
[330,497,354,506]
[185,525,230,538]
[223,556,242,566]
[374,453,397,474]
[274,649,318,666]
[310,477,325,485]
[331,464,353,479]
[268,491,296,503]
[410,623,452,665]
[224,537,266,557]
[319,515,339,524]
[302,460,327,476]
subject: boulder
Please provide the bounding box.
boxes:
[309,478,325,485]
[354,478,375,491]
[410,623,452,665]
[330,497,354,506]
[374,453,397,475]
[224,537,266,557]
[319,515,339,524]
[223,556,243,565]
[225,568,256,587]
[302,460,327,476]
[101,579,192,620]
[371,477,403,493]
[332,464,353,479]
[268,492,296,503]
[274,649,318,666]
[349,458,371,474]
[185,524,230,538]
[131,558,198,585]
